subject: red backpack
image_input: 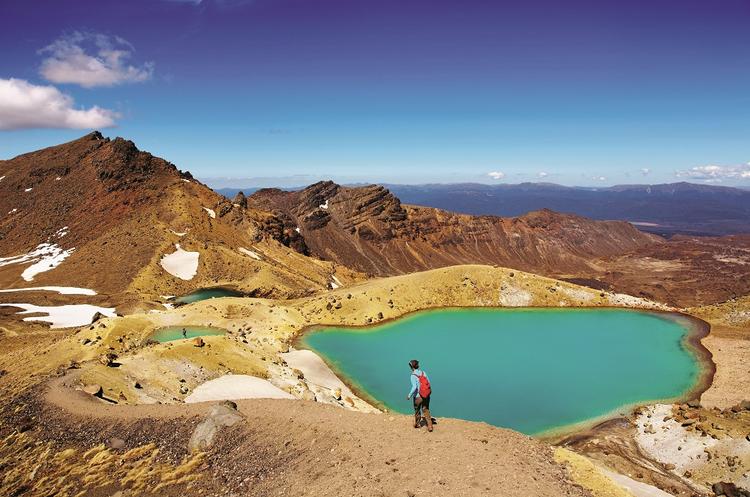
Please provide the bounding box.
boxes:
[413,372,431,398]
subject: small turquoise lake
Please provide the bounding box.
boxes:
[151,326,225,342]
[173,287,244,305]
[301,308,707,435]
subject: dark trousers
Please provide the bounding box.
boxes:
[413,395,433,430]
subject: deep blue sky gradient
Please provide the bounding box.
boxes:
[2,0,749,186]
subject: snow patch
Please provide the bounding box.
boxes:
[319,199,329,209]
[160,243,199,280]
[55,176,61,181]
[170,230,187,237]
[0,286,96,296]
[0,243,74,281]
[185,375,294,403]
[181,179,191,183]
[239,247,262,260]
[24,188,32,192]
[0,175,5,182]
[55,226,69,238]
[294,227,300,234]
[202,207,216,219]
[7,208,17,215]
[0,303,115,328]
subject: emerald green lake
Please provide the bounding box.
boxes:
[302,308,704,435]
[151,326,225,343]
[173,287,244,305]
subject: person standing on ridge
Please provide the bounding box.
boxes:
[406,359,433,432]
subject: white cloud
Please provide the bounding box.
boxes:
[675,163,750,182]
[537,171,548,179]
[39,32,154,88]
[487,171,505,180]
[641,168,650,176]
[0,78,119,130]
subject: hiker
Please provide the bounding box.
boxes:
[406,359,433,432]
[182,327,187,338]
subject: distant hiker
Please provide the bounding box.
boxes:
[406,359,433,432]
[182,327,187,338]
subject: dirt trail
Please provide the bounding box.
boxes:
[0,376,591,497]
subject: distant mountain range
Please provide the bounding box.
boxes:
[217,182,750,236]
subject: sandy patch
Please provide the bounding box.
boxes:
[599,469,673,497]
[499,285,532,306]
[184,374,294,403]
[0,303,115,328]
[160,244,199,280]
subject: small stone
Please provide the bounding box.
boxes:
[686,399,701,408]
[192,337,205,347]
[377,312,384,320]
[332,388,342,400]
[108,437,125,449]
[180,385,189,395]
[134,382,142,389]
[664,463,676,471]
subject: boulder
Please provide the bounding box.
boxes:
[90,312,106,324]
[192,337,205,347]
[83,384,103,396]
[99,353,118,366]
[188,403,244,452]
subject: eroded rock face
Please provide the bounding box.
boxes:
[248,182,657,278]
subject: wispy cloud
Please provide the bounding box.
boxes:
[641,168,650,176]
[0,78,118,130]
[487,171,505,180]
[537,171,548,179]
[39,32,154,88]
[675,163,750,182]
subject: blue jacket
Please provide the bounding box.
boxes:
[408,369,429,399]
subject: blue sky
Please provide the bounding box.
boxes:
[1,0,749,187]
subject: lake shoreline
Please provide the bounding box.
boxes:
[292,305,716,439]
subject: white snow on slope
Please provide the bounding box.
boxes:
[0,286,96,295]
[203,207,216,219]
[294,227,300,233]
[0,243,74,281]
[170,229,187,237]
[185,375,294,403]
[160,244,199,280]
[24,188,32,192]
[7,208,17,215]
[0,303,115,328]
[319,199,329,209]
[239,247,262,260]
[0,175,5,182]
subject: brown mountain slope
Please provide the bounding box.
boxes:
[248,181,660,276]
[248,181,750,307]
[0,133,359,303]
